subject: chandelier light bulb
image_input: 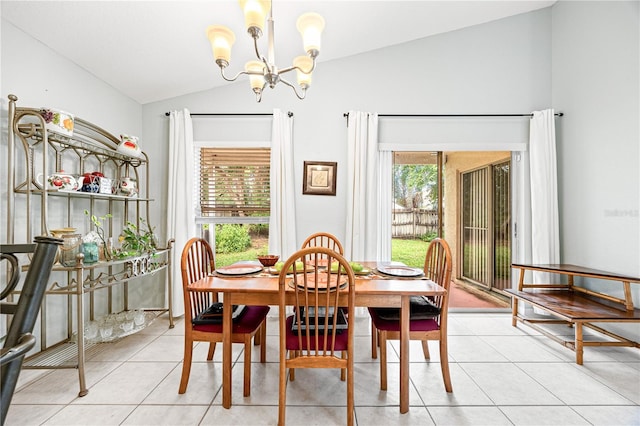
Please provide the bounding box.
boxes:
[207,25,236,67]
[296,12,325,57]
[239,0,271,36]
[293,56,313,88]
[245,60,266,90]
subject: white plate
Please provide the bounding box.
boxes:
[376,265,424,277]
[215,264,263,276]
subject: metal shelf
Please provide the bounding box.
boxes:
[23,342,104,369]
[23,310,162,368]
[6,95,174,398]
[13,188,154,202]
[38,255,170,294]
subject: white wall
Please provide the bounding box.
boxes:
[143,8,552,247]
[551,1,639,338]
[552,1,639,277]
[1,20,145,344]
[0,21,141,139]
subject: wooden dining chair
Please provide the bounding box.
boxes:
[301,232,344,255]
[301,232,348,379]
[278,247,356,426]
[369,237,453,392]
[178,237,269,396]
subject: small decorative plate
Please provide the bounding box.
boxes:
[305,258,331,269]
[290,273,348,291]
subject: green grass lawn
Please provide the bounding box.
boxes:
[391,238,429,267]
[216,238,429,268]
[216,247,265,267]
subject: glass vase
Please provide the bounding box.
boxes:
[99,237,113,261]
[81,241,99,264]
[60,234,82,267]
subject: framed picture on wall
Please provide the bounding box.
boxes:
[303,161,337,196]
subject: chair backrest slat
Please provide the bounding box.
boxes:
[181,238,218,322]
[301,232,344,255]
[423,238,452,324]
[279,247,355,358]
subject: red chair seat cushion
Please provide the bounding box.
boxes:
[193,305,270,334]
[285,315,349,351]
[368,307,440,332]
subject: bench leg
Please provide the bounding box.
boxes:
[575,322,584,365]
[511,298,518,327]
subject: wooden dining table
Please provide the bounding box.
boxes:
[187,261,446,413]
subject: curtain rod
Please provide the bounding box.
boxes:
[343,112,563,118]
[165,111,293,117]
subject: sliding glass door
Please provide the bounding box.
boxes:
[461,160,511,292]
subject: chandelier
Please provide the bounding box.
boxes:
[206,0,325,102]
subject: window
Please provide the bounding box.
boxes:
[196,147,271,267]
[198,147,270,218]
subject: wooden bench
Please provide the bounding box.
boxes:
[506,263,640,364]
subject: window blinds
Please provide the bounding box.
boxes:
[199,147,271,217]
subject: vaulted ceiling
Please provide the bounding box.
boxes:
[2,1,556,104]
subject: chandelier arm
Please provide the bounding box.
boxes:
[279,57,317,76]
[279,77,307,100]
[252,34,262,60]
[252,37,274,74]
[277,65,295,75]
[261,57,274,75]
[219,68,263,82]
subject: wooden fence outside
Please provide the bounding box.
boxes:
[392,208,439,239]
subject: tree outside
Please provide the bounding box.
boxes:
[394,164,438,209]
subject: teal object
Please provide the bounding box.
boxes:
[81,242,99,264]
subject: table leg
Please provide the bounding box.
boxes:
[222,293,233,408]
[400,295,410,413]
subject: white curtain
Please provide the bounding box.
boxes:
[345,111,391,261]
[167,109,195,317]
[268,109,297,260]
[529,109,560,283]
[377,151,392,261]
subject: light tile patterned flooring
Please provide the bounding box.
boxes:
[5,312,640,425]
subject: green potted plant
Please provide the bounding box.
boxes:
[118,218,157,257]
